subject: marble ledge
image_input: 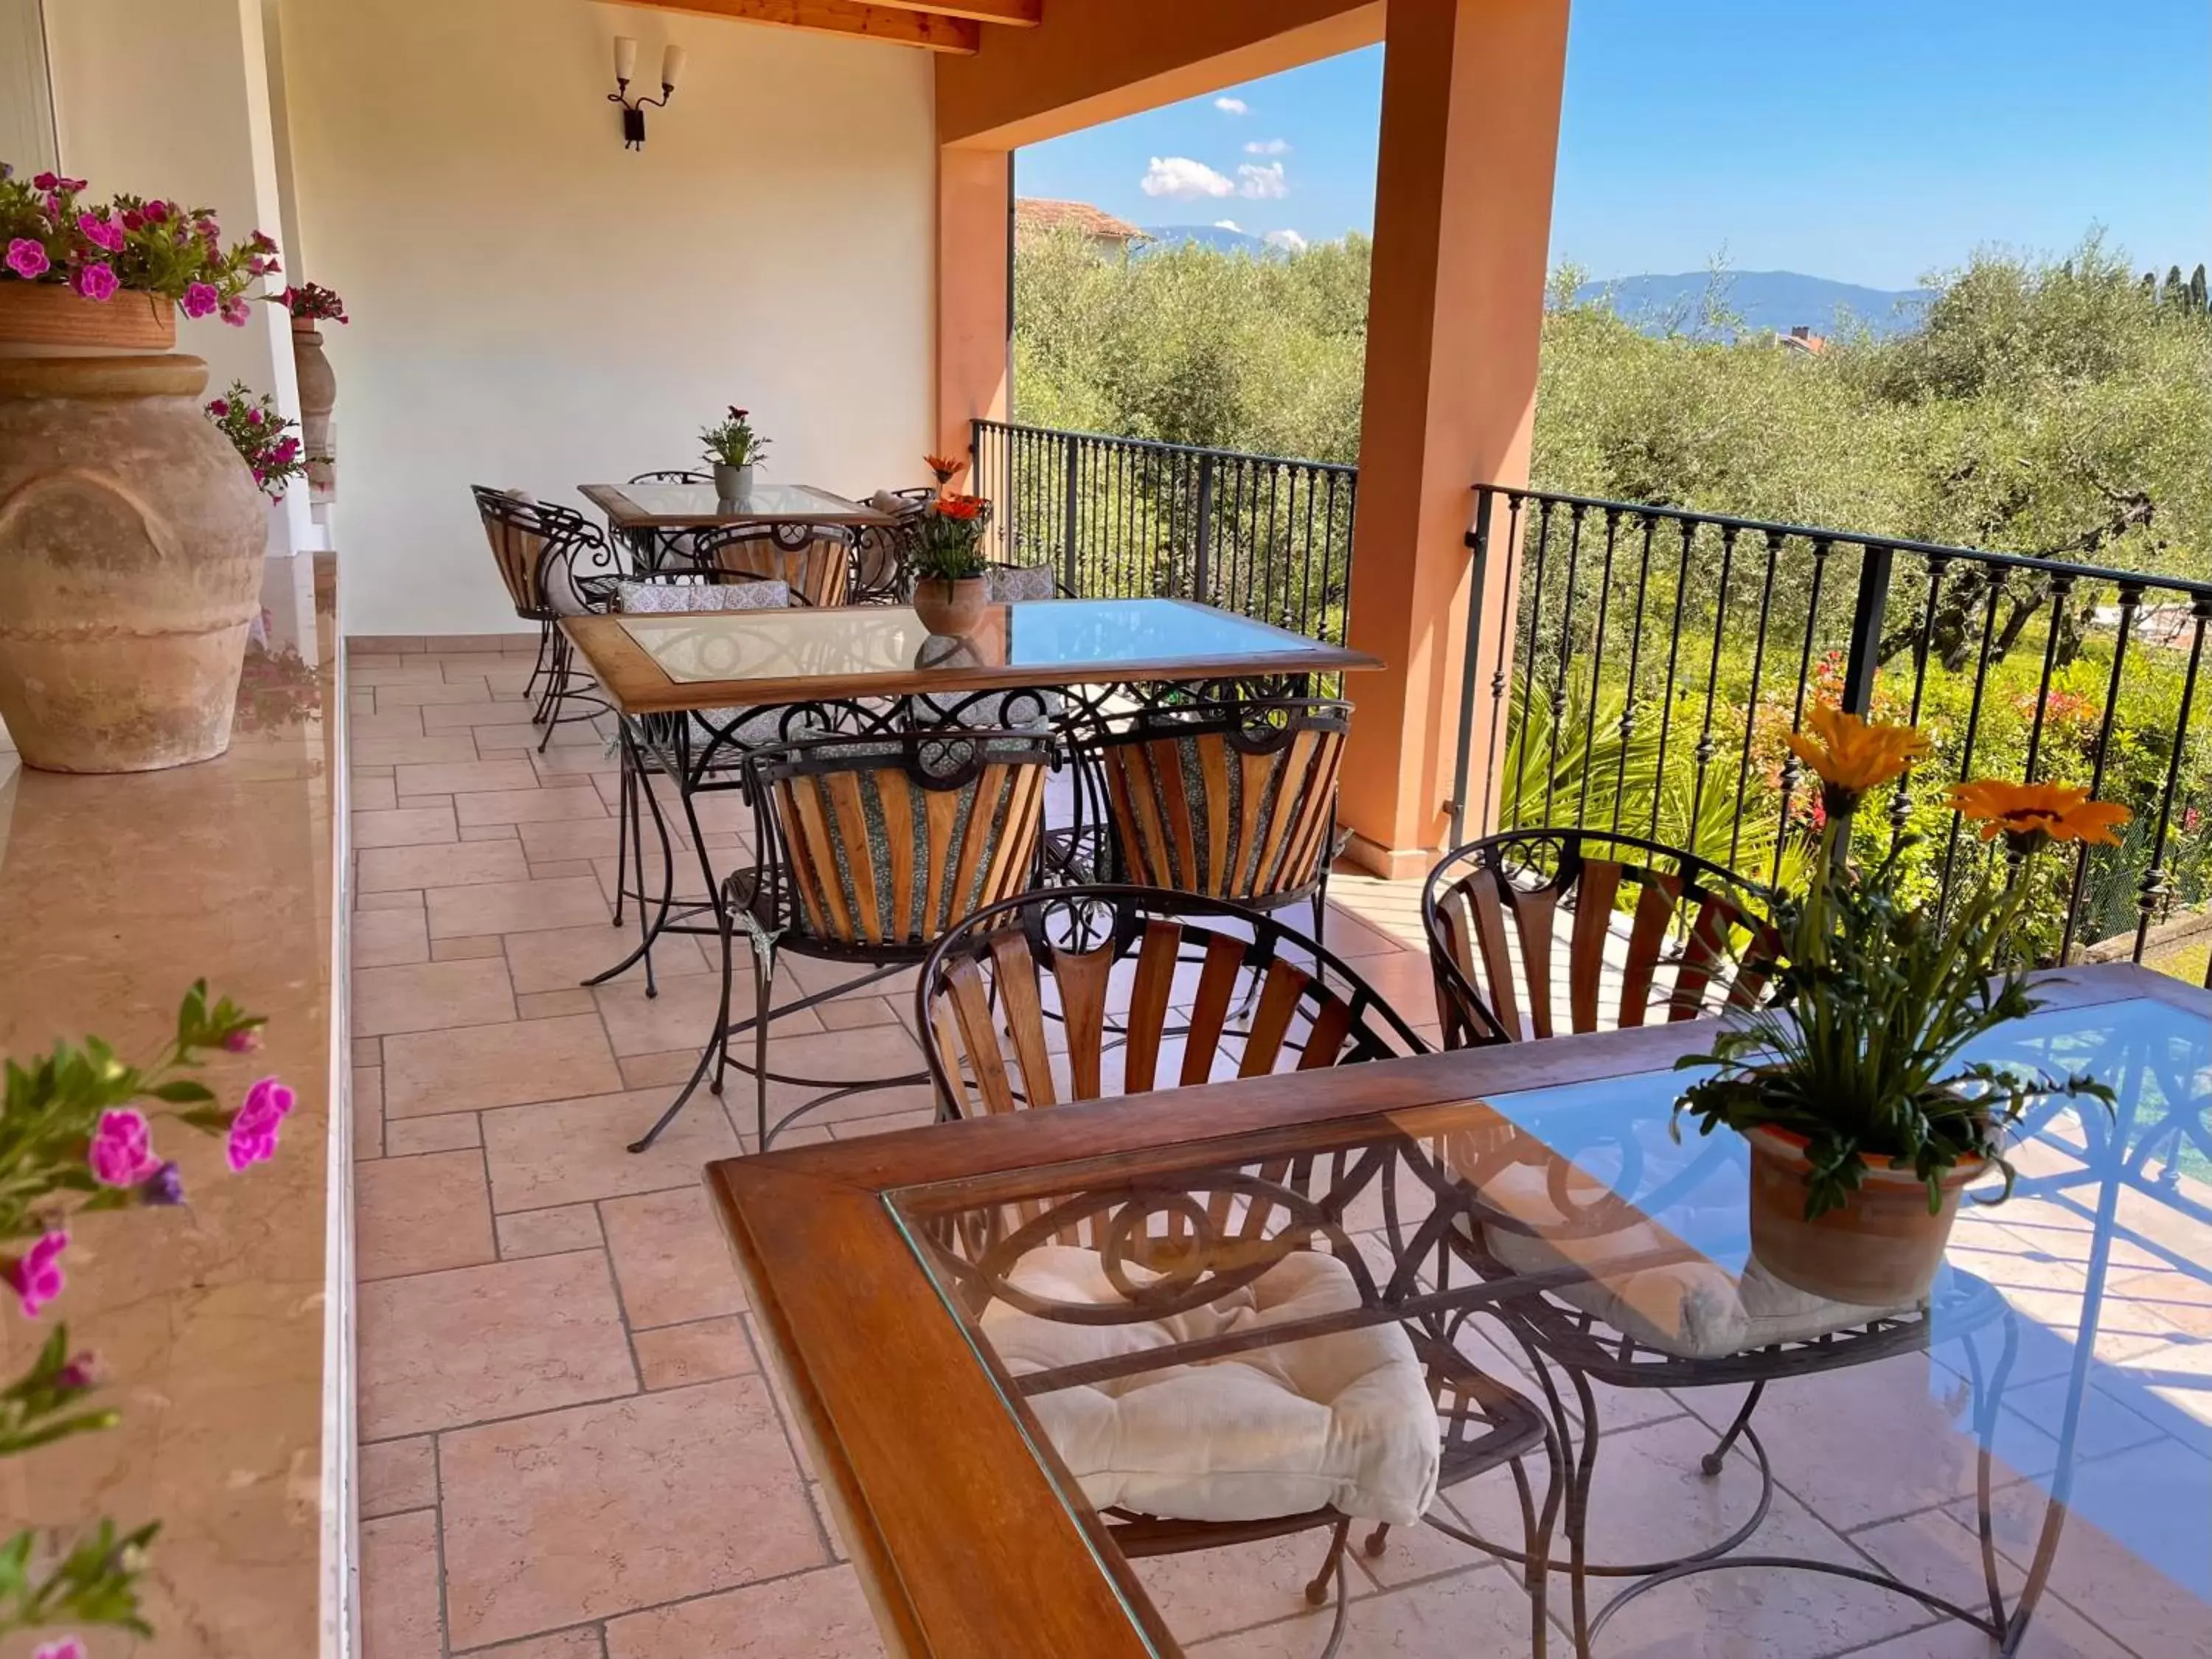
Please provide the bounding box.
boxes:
[0,553,345,1659]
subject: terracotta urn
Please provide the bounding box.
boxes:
[290,316,336,501]
[913,574,988,638]
[1742,1123,1980,1305]
[0,282,264,773]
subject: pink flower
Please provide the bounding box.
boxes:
[220,296,250,327]
[144,199,170,223]
[73,262,119,302]
[6,237,50,279]
[120,208,144,232]
[181,280,220,319]
[77,212,124,253]
[223,1026,261,1054]
[88,1109,159,1187]
[246,407,263,425]
[30,171,57,190]
[34,1638,87,1659]
[206,397,229,417]
[2,1231,69,1318]
[225,1077,296,1172]
[56,1351,101,1392]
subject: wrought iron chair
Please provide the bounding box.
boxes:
[1422,827,1781,1048]
[622,468,712,574]
[1419,827,2012,1655]
[852,486,934,603]
[697,523,853,609]
[629,727,1056,1155]
[916,884,1557,1658]
[469,485,619,746]
[1075,698,1352,940]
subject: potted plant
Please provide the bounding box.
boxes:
[274,282,344,501]
[910,492,992,636]
[1674,707,2127,1306]
[204,382,310,500]
[700,405,768,501]
[0,167,282,773]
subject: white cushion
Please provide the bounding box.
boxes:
[1470,1157,1916,1359]
[979,1245,1441,1526]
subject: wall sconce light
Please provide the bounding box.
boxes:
[608,38,684,150]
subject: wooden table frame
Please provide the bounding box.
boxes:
[563,601,1382,717]
[706,964,2208,1659]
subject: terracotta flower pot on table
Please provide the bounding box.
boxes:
[0,282,263,773]
[913,574,988,638]
[1742,1122,1981,1305]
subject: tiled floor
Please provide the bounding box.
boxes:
[347,636,2210,1658]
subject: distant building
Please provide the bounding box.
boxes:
[1015,198,1149,254]
[1778,324,1829,356]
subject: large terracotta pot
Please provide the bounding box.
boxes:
[913,574,988,638]
[1742,1123,1980,1305]
[0,283,264,773]
[290,316,335,502]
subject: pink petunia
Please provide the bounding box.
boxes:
[207,397,229,417]
[73,262,119,302]
[223,1026,261,1054]
[77,212,124,254]
[181,280,220,319]
[30,171,57,191]
[226,1077,296,1172]
[121,208,144,232]
[34,1638,88,1659]
[88,1109,159,1187]
[144,200,169,223]
[220,296,250,327]
[6,237,50,280]
[2,1231,69,1318]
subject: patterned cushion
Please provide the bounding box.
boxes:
[616,579,790,614]
[986,563,1058,603]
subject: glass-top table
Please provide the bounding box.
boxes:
[578,479,894,528]
[565,598,1381,716]
[708,966,2211,1658]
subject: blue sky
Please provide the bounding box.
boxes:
[1016,0,2211,290]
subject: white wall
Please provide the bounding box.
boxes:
[45,0,316,555]
[277,0,939,636]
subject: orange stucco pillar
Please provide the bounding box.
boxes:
[937,143,1012,466]
[1338,0,1569,880]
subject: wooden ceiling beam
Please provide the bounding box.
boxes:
[870,0,1041,23]
[610,0,982,55]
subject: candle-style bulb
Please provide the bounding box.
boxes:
[661,44,686,91]
[613,35,638,83]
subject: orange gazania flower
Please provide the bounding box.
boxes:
[1784,706,1930,817]
[923,453,965,487]
[933,493,985,521]
[1948,780,2132,852]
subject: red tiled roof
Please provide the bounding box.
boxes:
[1015,198,1147,243]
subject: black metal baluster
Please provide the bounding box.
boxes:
[2021,572,2077,785]
[2061,582,2142,964]
[1773,537,1833,885]
[2133,599,2212,961]
[1934,568,2008,928]
[1577,509,1622,827]
[1613,514,1659,839]
[1650,516,1698,842]
[1885,552,1948,852]
[1685,525,1741,859]
[1509,500,1557,832]
[1479,493,1526,836]
[1731,530,1786,870]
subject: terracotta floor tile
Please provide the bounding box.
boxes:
[359,1251,636,1440]
[497,1202,603,1259]
[385,1113,481,1156]
[395,758,542,796]
[361,1436,438,1519]
[602,1184,749,1328]
[504,921,709,996]
[619,1049,706,1089]
[481,1088,739,1211]
[361,1509,443,1658]
[360,888,425,911]
[385,1014,622,1119]
[352,659,451,686]
[439,1379,823,1649]
[358,1150,498,1280]
[428,877,613,939]
[1853,1506,2140,1659]
[524,738,619,769]
[353,733,487,768]
[353,907,431,969]
[355,774,399,810]
[515,817,624,865]
[603,1563,881,1658]
[458,1631,605,1659]
[1191,1565,1539,1658]
[354,957,518,1037]
[421,699,542,730]
[1134,1531,1377,1645]
[459,822,524,841]
[361,838,530,893]
[355,805,458,848]
[376,679,497,708]
[434,933,509,959]
[454,787,610,827]
[530,859,598,882]
[518,988,595,1019]
[354,1065,384,1161]
[633,1315,757,1391]
[816,995,901,1032]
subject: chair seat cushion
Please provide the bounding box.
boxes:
[978,1245,1441,1526]
[1472,1158,1917,1360]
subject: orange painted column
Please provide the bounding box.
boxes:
[1338,0,1569,880]
[936,143,1012,468]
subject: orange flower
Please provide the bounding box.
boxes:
[933,493,986,522]
[1784,706,1930,817]
[1948,780,2132,852]
[923,453,965,486]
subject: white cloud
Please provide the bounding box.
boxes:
[1140,156,1236,201]
[1236,161,1288,201]
[1263,229,1308,253]
[1213,219,1244,232]
[1244,138,1290,156]
[1213,97,1248,115]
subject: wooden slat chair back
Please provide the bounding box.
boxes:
[748,731,1054,952]
[699,524,853,609]
[1422,828,1779,1048]
[470,485,557,618]
[1088,700,1350,912]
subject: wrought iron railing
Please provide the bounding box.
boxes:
[1455,486,2212,979]
[970,419,1357,644]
